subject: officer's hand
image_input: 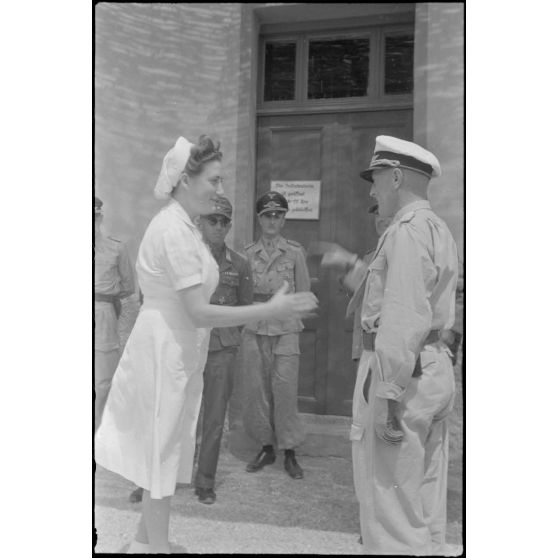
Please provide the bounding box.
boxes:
[375,399,404,445]
[269,281,318,320]
[320,244,358,270]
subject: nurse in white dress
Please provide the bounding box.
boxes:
[95,135,318,554]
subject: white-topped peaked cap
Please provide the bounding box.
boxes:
[154,136,194,199]
[360,135,441,182]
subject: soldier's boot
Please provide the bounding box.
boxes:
[246,445,276,472]
[284,449,303,479]
[129,486,144,503]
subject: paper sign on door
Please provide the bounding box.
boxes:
[270,181,321,220]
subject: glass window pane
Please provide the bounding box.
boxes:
[264,42,296,102]
[307,38,369,99]
[384,35,414,94]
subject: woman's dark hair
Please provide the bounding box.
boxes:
[184,135,222,177]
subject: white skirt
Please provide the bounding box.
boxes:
[95,303,210,499]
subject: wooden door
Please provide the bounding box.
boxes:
[255,109,412,415]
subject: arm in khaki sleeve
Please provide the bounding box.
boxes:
[237,257,254,306]
[294,248,311,292]
[117,243,136,298]
[374,225,434,401]
[341,258,369,294]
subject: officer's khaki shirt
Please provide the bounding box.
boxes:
[208,245,253,351]
[343,251,375,360]
[360,200,458,401]
[244,236,311,335]
[95,233,135,298]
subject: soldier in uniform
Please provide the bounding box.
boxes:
[242,191,311,480]
[94,196,135,432]
[194,195,253,504]
[322,136,459,555]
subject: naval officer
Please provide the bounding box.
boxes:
[324,136,459,555]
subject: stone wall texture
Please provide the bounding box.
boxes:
[95,3,250,263]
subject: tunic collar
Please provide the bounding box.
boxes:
[254,235,287,253]
[393,199,431,223]
[212,244,233,266]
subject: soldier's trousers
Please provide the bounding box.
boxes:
[95,301,120,432]
[351,342,455,555]
[195,347,237,490]
[242,331,305,450]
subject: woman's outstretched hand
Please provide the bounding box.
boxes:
[269,281,318,320]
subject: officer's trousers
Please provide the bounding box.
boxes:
[195,347,237,490]
[351,343,455,555]
[95,301,120,432]
[242,331,305,450]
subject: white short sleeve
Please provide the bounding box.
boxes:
[161,224,203,291]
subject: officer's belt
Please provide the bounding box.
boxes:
[362,329,441,351]
[95,293,116,303]
[362,329,441,378]
[253,293,273,302]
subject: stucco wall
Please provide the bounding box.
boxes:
[95,3,255,264]
[414,2,464,258]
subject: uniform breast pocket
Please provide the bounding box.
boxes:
[253,261,266,274]
[368,251,386,274]
[277,260,295,278]
[367,252,387,293]
[221,273,239,287]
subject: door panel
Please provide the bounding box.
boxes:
[255,109,412,415]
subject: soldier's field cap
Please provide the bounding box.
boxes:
[360,136,441,182]
[209,195,233,219]
[256,190,288,215]
[95,196,103,215]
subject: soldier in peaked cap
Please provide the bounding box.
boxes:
[94,196,135,432]
[325,136,459,554]
[242,190,311,480]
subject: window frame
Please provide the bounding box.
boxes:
[260,35,302,105]
[303,30,373,104]
[380,25,416,99]
[258,23,414,115]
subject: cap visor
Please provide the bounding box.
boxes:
[360,161,394,182]
[258,208,288,216]
[207,212,231,219]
